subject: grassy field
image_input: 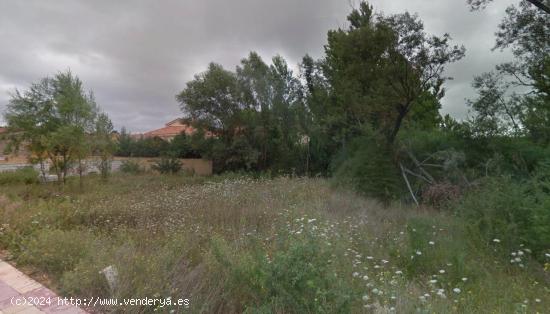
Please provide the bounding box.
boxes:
[0,173,548,313]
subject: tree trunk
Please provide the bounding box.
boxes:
[526,0,550,14]
[388,105,408,144]
[62,153,68,184]
[78,158,84,190]
[39,160,47,182]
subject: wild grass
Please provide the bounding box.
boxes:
[0,173,548,313]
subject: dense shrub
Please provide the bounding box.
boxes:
[116,131,208,159]
[208,236,353,313]
[0,167,39,185]
[332,136,400,203]
[119,160,143,174]
[456,169,550,262]
[151,158,182,174]
[18,229,97,276]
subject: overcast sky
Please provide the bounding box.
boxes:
[0,0,517,132]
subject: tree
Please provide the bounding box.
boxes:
[467,0,550,15]
[177,53,307,173]
[4,71,100,185]
[467,72,523,137]
[177,63,246,144]
[468,1,550,142]
[322,2,465,144]
[115,127,133,157]
[94,112,116,180]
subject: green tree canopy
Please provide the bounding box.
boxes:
[322,3,465,144]
[4,71,106,184]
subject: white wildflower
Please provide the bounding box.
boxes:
[453,288,461,294]
[493,239,501,243]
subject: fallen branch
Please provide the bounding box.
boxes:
[406,150,436,183]
[403,166,433,184]
[400,162,419,206]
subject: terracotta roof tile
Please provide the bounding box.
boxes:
[143,125,196,138]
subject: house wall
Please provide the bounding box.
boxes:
[0,140,30,164]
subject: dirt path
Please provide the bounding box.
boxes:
[0,259,87,314]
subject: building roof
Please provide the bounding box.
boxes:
[0,127,7,134]
[142,119,196,139]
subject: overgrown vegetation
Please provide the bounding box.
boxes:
[0,1,548,313]
[0,167,39,185]
[119,160,143,174]
[151,158,182,174]
[0,175,548,313]
[3,71,116,185]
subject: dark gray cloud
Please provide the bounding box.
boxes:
[0,0,516,132]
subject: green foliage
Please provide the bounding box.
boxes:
[209,236,353,313]
[130,137,170,158]
[115,131,209,159]
[168,132,202,158]
[94,112,116,180]
[332,136,400,202]
[456,172,550,261]
[18,229,96,276]
[467,2,550,142]
[397,217,476,284]
[3,71,113,185]
[151,158,182,174]
[1,175,548,313]
[322,3,464,144]
[0,167,39,185]
[176,52,308,174]
[115,127,133,157]
[119,160,143,174]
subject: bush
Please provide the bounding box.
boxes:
[332,136,400,203]
[208,236,353,313]
[456,169,550,262]
[0,167,39,185]
[151,158,182,174]
[119,160,143,174]
[395,217,477,284]
[18,229,96,276]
